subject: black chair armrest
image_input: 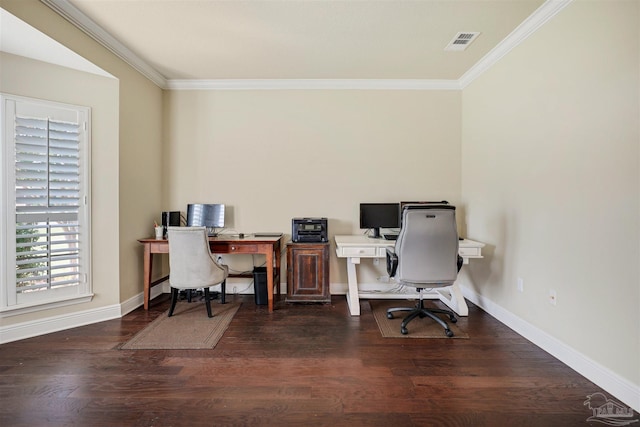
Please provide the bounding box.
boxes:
[386,248,398,277]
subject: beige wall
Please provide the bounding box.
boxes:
[1,0,164,311]
[462,0,639,388]
[117,67,164,301]
[164,89,461,284]
[0,52,119,324]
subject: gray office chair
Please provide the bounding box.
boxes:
[385,204,463,337]
[167,226,228,317]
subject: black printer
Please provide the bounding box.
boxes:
[292,217,328,243]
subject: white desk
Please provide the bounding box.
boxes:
[334,235,485,316]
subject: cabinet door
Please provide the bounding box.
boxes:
[287,244,329,302]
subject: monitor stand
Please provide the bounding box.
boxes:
[368,228,382,239]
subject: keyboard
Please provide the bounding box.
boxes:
[383,234,398,241]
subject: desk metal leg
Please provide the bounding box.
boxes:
[345,257,361,316]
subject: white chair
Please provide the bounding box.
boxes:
[385,204,462,336]
[167,227,228,317]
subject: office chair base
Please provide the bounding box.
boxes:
[386,299,457,337]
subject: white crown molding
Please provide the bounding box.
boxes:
[166,79,461,91]
[40,0,167,88]
[459,0,573,88]
[40,0,571,90]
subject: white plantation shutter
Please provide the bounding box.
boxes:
[15,117,81,212]
[15,116,82,292]
[2,95,91,310]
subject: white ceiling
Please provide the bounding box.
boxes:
[36,0,572,89]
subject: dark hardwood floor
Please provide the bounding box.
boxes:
[0,294,633,426]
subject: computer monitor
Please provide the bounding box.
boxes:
[187,203,225,233]
[359,203,400,238]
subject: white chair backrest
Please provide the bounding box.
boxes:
[167,227,226,288]
[395,205,459,286]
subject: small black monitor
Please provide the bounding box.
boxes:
[359,203,400,238]
[187,204,225,232]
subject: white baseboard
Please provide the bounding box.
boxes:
[0,303,121,344]
[120,280,169,316]
[0,279,272,345]
[461,286,640,412]
[1,281,170,344]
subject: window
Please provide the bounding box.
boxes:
[1,94,92,313]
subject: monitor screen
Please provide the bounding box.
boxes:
[187,204,225,228]
[359,203,400,238]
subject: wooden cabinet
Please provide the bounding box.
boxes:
[286,243,330,303]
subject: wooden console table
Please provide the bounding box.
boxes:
[138,235,283,312]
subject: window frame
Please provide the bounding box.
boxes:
[1,94,92,316]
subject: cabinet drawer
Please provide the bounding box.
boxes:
[459,247,480,257]
[342,247,377,257]
[211,244,258,254]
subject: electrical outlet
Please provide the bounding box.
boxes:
[549,289,557,306]
[517,277,524,293]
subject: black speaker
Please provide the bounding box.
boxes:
[162,211,182,235]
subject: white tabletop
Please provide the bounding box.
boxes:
[334,235,484,248]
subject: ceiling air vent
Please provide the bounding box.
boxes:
[445,32,480,51]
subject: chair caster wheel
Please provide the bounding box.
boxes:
[450,316,458,323]
[445,329,454,337]
[387,313,394,319]
[401,327,408,335]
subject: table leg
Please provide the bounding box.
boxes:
[274,242,281,296]
[143,245,152,310]
[345,257,361,316]
[266,249,274,313]
[436,282,469,316]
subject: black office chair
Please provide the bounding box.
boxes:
[385,204,463,337]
